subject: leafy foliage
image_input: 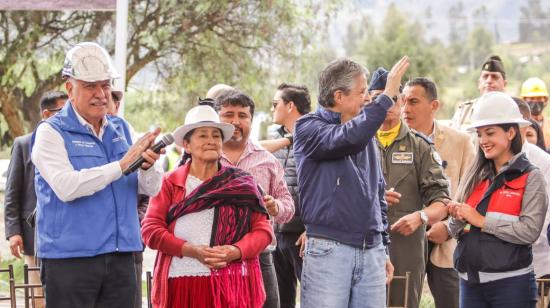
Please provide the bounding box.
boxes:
[0,0,337,137]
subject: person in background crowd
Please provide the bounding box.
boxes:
[448,92,548,308]
[142,105,272,308]
[526,119,546,151]
[31,42,163,307]
[511,97,550,307]
[4,90,67,308]
[110,90,123,114]
[215,90,294,308]
[402,77,475,308]
[206,83,234,100]
[259,83,311,308]
[371,69,450,308]
[512,97,532,120]
[520,77,550,150]
[294,57,409,308]
[451,55,507,131]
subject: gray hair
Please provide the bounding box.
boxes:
[318,59,368,107]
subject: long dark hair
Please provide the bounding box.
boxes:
[455,123,522,202]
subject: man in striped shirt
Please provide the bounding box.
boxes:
[214,89,294,308]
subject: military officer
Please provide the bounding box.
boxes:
[369,68,450,308]
[450,55,507,131]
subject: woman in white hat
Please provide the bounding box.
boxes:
[142,105,272,308]
[448,92,548,308]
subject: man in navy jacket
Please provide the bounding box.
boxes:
[294,57,409,308]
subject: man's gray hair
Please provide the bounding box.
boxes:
[318,59,369,108]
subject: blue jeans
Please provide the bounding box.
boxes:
[459,272,538,308]
[300,237,387,308]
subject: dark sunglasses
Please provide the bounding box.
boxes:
[47,107,63,113]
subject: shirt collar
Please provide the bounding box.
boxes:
[221,139,261,165]
[73,107,109,137]
[427,120,436,141]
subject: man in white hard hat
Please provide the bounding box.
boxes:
[520,77,550,150]
[31,42,163,307]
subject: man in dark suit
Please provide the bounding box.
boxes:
[4,91,67,308]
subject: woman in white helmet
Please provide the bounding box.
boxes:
[448,92,548,308]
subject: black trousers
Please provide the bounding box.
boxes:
[134,252,143,308]
[426,242,459,308]
[273,232,303,308]
[260,251,280,308]
[41,252,136,308]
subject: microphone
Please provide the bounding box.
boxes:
[122,133,175,175]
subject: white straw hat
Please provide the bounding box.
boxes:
[172,105,234,146]
[467,92,531,132]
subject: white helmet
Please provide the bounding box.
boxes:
[62,42,119,82]
[467,92,531,132]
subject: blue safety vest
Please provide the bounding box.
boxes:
[32,102,141,258]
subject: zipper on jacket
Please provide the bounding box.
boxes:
[95,136,120,251]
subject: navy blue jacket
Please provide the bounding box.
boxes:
[294,95,393,249]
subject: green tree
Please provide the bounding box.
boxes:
[0,0,335,138]
[447,2,468,67]
[466,26,494,71]
[349,4,448,83]
[124,2,337,132]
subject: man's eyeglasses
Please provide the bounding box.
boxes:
[272,100,284,108]
[47,107,63,113]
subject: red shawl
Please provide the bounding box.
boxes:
[167,165,268,308]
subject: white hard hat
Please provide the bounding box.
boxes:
[172,105,235,146]
[467,92,531,132]
[62,42,119,82]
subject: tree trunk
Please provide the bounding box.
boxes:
[0,89,25,138]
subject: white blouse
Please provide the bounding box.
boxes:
[168,175,215,278]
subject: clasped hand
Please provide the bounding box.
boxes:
[187,244,242,269]
[448,201,485,229]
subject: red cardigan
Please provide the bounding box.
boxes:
[141,163,273,308]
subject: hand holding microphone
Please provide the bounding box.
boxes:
[120,128,174,175]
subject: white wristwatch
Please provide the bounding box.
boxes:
[418,210,428,225]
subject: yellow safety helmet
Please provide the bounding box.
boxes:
[520,77,549,98]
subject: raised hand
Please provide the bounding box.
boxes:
[383,56,410,99]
